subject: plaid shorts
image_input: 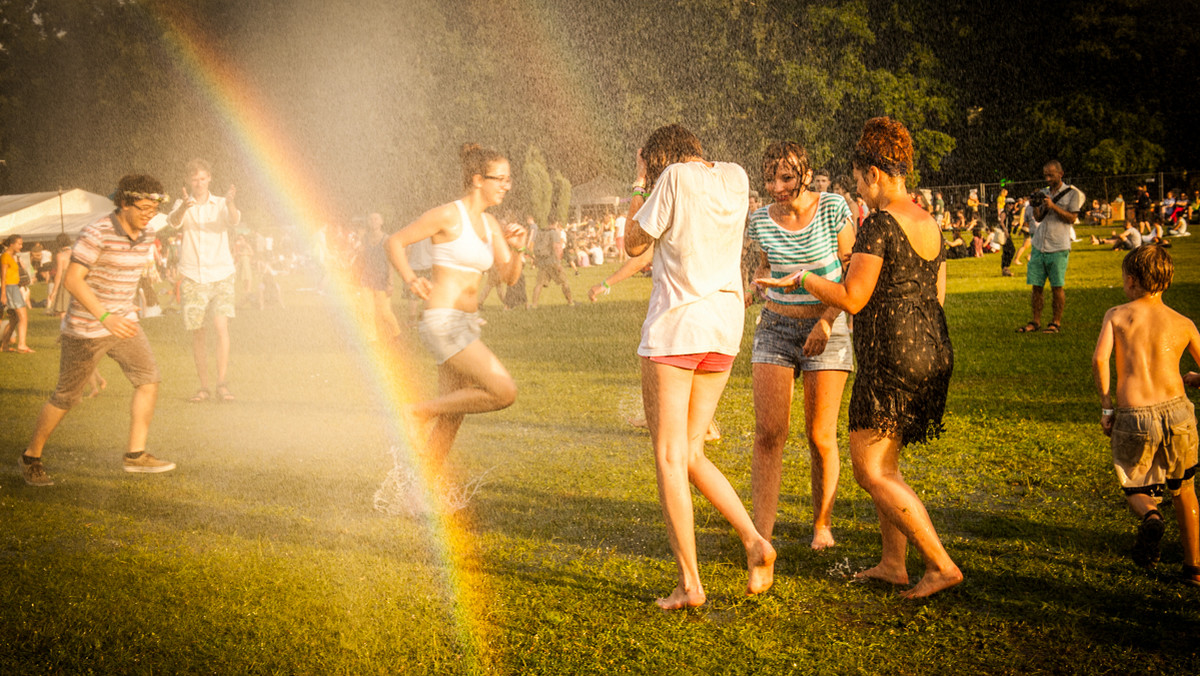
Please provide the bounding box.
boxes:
[181,275,236,331]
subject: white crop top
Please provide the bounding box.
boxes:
[430,201,494,273]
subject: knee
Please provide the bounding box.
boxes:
[806,429,839,458]
[491,379,517,409]
[754,419,789,453]
[852,463,881,492]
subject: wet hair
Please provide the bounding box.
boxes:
[761,141,812,198]
[833,174,855,194]
[1122,244,1173,294]
[642,124,703,189]
[460,143,506,190]
[115,174,166,207]
[55,234,72,249]
[185,158,211,177]
[851,116,914,178]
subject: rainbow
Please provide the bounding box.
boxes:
[149,9,493,670]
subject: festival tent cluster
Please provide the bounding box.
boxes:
[0,189,114,241]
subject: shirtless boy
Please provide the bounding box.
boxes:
[1092,244,1200,585]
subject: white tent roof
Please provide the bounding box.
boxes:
[0,189,115,240]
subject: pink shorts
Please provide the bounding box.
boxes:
[649,351,735,372]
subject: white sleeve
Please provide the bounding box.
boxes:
[634,165,678,239]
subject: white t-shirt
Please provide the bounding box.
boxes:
[634,161,749,357]
[175,193,238,283]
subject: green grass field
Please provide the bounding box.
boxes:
[2,227,1198,674]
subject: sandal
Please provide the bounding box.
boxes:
[1132,509,1165,567]
[1183,564,1200,587]
[188,389,211,403]
[1016,322,1040,333]
[215,383,235,402]
[1042,322,1061,334]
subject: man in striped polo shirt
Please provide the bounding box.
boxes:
[18,175,176,487]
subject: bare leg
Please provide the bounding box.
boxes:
[192,327,210,392]
[1030,286,1044,326]
[1173,481,1200,578]
[560,282,574,306]
[751,363,794,540]
[372,290,401,342]
[128,383,157,453]
[530,282,545,309]
[24,402,70,459]
[14,306,30,350]
[803,369,849,549]
[643,359,775,610]
[410,341,517,471]
[850,429,961,598]
[1049,286,1065,327]
[213,314,231,386]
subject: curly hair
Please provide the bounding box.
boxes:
[851,116,914,178]
[642,124,703,190]
[460,143,507,190]
[1122,243,1174,294]
[115,174,165,207]
[761,141,812,199]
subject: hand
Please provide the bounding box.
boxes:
[180,187,196,209]
[802,319,832,357]
[225,184,237,203]
[503,223,527,249]
[588,284,604,302]
[635,148,647,184]
[754,271,803,289]
[102,312,139,339]
[407,276,433,301]
[1184,371,1200,389]
[1101,412,1114,437]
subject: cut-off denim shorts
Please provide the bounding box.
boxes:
[751,308,854,375]
[418,308,482,364]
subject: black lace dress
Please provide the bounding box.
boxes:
[848,211,953,445]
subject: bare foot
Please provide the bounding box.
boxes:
[656,585,705,610]
[900,565,963,599]
[854,563,909,585]
[810,526,836,550]
[746,538,776,595]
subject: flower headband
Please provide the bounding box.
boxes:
[122,191,170,204]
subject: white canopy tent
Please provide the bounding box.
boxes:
[0,189,115,241]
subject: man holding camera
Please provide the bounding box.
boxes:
[1016,160,1084,334]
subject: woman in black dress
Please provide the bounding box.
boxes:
[765,117,962,598]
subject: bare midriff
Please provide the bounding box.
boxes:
[764,299,833,319]
[427,266,483,313]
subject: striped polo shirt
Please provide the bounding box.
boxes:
[65,213,156,339]
[747,193,851,305]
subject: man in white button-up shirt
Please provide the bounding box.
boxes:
[168,158,241,403]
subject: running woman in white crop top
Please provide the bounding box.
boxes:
[386,143,527,489]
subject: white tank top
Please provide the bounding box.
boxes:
[430,201,494,273]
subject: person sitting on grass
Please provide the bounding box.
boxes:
[1092,244,1200,585]
[1090,223,1142,250]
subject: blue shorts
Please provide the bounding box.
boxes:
[751,308,854,374]
[1027,248,1070,288]
[4,284,26,310]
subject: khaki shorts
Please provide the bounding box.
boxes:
[1111,396,1198,498]
[534,257,568,286]
[49,329,161,410]
[181,275,236,332]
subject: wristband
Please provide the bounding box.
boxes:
[632,189,648,199]
[1101,408,1114,416]
[99,311,111,322]
[601,280,611,294]
[799,270,811,290]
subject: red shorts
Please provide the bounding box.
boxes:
[649,351,735,372]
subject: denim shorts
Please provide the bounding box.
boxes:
[4,284,26,309]
[418,308,482,364]
[751,308,854,374]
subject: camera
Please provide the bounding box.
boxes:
[1028,191,1046,207]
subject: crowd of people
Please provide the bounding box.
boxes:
[8,119,1199,613]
